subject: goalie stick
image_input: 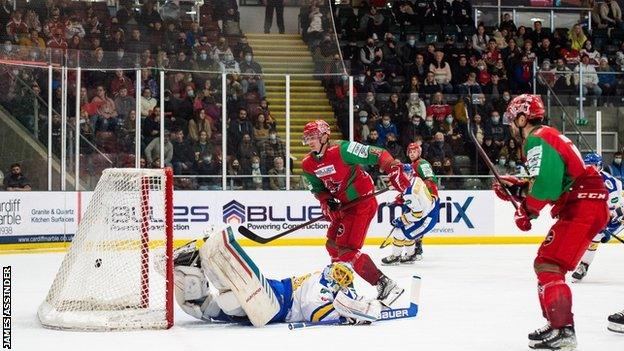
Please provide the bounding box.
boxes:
[464,104,520,210]
[238,187,390,244]
[288,275,421,330]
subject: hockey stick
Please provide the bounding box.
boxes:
[238,187,390,244]
[464,103,520,210]
[288,276,421,330]
[379,227,397,249]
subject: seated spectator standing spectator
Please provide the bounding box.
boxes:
[259,129,286,171]
[382,93,407,125]
[248,155,263,190]
[239,52,265,98]
[194,148,221,189]
[580,40,601,65]
[376,113,398,146]
[228,108,254,152]
[360,37,376,68]
[527,20,550,47]
[268,156,286,190]
[406,92,427,120]
[140,87,157,119]
[3,163,31,191]
[426,132,454,163]
[486,111,509,151]
[458,72,483,95]
[600,0,623,29]
[142,109,161,145]
[171,129,195,175]
[422,71,442,97]
[114,86,135,119]
[452,0,472,26]
[421,115,439,143]
[472,24,489,54]
[452,55,473,86]
[6,9,28,42]
[365,129,382,147]
[385,132,405,162]
[427,92,452,124]
[536,37,558,65]
[597,57,617,106]
[553,57,576,94]
[607,152,624,182]
[145,131,173,168]
[253,114,273,142]
[511,55,533,93]
[400,114,426,147]
[429,51,453,93]
[188,109,213,143]
[568,24,587,51]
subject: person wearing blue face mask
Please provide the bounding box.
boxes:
[606,152,624,182]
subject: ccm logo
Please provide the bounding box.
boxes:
[576,193,607,199]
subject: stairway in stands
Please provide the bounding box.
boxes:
[245,33,334,175]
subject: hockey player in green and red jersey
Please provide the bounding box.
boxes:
[300,120,411,306]
[494,94,609,350]
[381,142,439,265]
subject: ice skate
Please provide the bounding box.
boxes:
[381,254,401,266]
[400,252,420,264]
[528,324,553,347]
[571,262,588,282]
[608,310,624,333]
[529,326,577,350]
[376,275,404,306]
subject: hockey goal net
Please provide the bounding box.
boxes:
[38,168,174,330]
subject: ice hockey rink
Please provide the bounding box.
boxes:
[3,243,623,351]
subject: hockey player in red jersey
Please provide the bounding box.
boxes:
[494,94,609,350]
[300,120,410,306]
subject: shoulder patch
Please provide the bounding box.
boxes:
[419,163,435,178]
[346,142,370,158]
[526,145,543,176]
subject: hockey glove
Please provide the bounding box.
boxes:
[493,176,528,202]
[321,198,342,222]
[388,164,410,193]
[391,215,408,229]
[514,205,532,232]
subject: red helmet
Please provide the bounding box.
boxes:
[302,120,331,145]
[504,94,545,124]
[406,142,421,154]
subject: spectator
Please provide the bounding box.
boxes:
[536,37,558,64]
[575,54,602,106]
[144,131,173,168]
[429,51,453,93]
[600,0,623,29]
[3,163,31,191]
[427,131,454,162]
[19,29,45,51]
[500,137,522,165]
[188,109,213,143]
[171,129,195,175]
[268,156,286,190]
[355,111,371,143]
[228,107,254,150]
[421,115,439,143]
[479,136,499,174]
[92,86,118,121]
[427,92,452,123]
[194,130,215,160]
[264,0,285,34]
[114,86,136,119]
[422,71,442,97]
[119,110,136,152]
[140,87,157,119]
[306,5,323,43]
[259,129,286,171]
[375,114,398,146]
[568,24,587,51]
[486,110,510,150]
[228,158,244,190]
[458,71,483,95]
[385,132,405,162]
[596,57,617,106]
[247,155,263,190]
[483,39,501,67]
[451,0,472,26]
[580,40,601,65]
[219,51,240,74]
[253,113,273,142]
[402,74,423,95]
[110,70,135,97]
[476,59,492,86]
[472,24,489,54]
[65,15,85,40]
[493,154,514,176]
[511,55,533,93]
[606,152,624,182]
[553,57,576,94]
[365,128,382,147]
[400,114,426,147]
[239,52,266,98]
[406,92,427,120]
[360,37,376,67]
[142,109,161,144]
[237,133,257,174]
[360,7,386,38]
[6,9,28,41]
[212,36,233,62]
[527,20,550,46]
[500,13,517,33]
[442,115,464,155]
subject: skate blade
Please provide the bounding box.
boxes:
[380,261,401,266]
[608,322,624,334]
[529,344,576,351]
[400,261,416,265]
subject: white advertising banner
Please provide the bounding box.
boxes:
[0,190,557,245]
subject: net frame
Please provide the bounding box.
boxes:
[38,168,174,331]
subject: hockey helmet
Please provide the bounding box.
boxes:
[406,142,422,159]
[302,120,331,145]
[584,152,603,168]
[323,262,354,290]
[504,94,545,124]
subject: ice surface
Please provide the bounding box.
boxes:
[2,244,624,351]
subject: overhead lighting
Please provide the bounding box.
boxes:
[530,17,544,22]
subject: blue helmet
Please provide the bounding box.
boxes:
[584,152,603,167]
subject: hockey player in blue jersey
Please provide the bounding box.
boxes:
[381,162,440,265]
[170,227,387,326]
[572,153,624,282]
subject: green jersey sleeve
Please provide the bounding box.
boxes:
[301,171,327,195]
[338,141,385,166]
[417,160,437,182]
[525,135,566,201]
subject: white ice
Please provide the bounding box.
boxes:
[3,244,624,351]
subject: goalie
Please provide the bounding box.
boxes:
[171,228,383,327]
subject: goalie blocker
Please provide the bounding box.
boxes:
[177,227,396,326]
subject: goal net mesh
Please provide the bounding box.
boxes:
[38,168,173,331]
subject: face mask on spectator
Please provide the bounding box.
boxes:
[492,116,500,124]
[245,55,252,62]
[615,158,622,165]
[425,120,433,127]
[445,116,453,124]
[359,117,367,123]
[269,133,276,141]
[117,51,124,58]
[498,158,506,166]
[200,53,208,60]
[205,155,212,162]
[358,75,365,83]
[478,65,486,70]
[382,120,390,127]
[366,96,374,103]
[508,161,516,168]
[367,41,374,48]
[503,95,510,101]
[412,119,420,125]
[252,162,260,169]
[187,90,194,97]
[408,39,416,46]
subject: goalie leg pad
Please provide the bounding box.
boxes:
[333,289,382,323]
[216,290,247,317]
[199,227,281,326]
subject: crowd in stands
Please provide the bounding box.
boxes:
[0,0,287,190]
[299,0,624,188]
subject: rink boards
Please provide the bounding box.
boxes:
[0,190,563,252]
